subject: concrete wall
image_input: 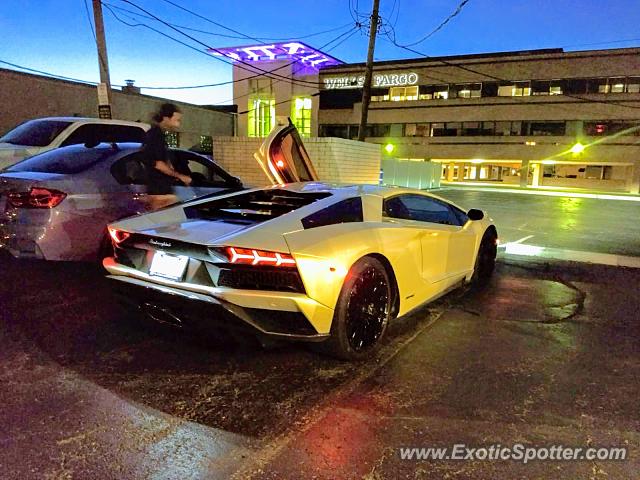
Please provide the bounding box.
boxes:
[382,158,442,189]
[212,136,381,187]
[0,69,235,148]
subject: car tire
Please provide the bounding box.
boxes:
[319,256,392,361]
[470,229,498,288]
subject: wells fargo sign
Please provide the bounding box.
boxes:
[323,72,419,89]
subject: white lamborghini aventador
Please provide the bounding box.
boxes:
[104,120,497,360]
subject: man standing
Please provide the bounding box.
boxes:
[143,103,192,209]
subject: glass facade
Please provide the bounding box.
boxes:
[248,96,275,137]
[292,97,312,137]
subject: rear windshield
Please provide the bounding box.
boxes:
[0,120,72,147]
[4,145,116,175]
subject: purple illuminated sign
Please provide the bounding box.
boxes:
[209,42,342,70]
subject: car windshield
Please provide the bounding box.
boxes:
[0,119,72,147]
[4,145,117,175]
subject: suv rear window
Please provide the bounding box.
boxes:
[0,120,72,147]
[61,124,146,146]
[4,145,115,174]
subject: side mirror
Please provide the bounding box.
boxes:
[231,176,243,187]
[467,209,484,221]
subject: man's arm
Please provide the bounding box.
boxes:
[153,160,192,186]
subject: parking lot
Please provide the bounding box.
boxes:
[1,190,639,479]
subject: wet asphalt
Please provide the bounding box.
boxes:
[1,250,639,479]
[435,188,640,257]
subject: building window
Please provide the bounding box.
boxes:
[610,81,625,93]
[431,122,459,137]
[584,121,640,136]
[405,123,430,136]
[365,124,391,137]
[498,82,531,97]
[433,86,449,99]
[531,80,552,95]
[292,97,312,137]
[389,124,404,136]
[319,124,349,138]
[549,80,564,95]
[164,131,179,147]
[389,86,419,101]
[587,78,610,94]
[248,96,275,137]
[462,122,482,135]
[199,135,212,152]
[525,121,566,136]
[455,83,481,98]
[371,87,390,102]
[627,77,640,93]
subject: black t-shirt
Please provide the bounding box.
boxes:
[142,125,174,194]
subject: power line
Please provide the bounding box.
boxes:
[0,59,103,86]
[561,38,640,49]
[104,2,357,91]
[117,0,326,89]
[158,0,264,44]
[138,26,359,91]
[104,2,352,41]
[0,24,358,95]
[108,0,330,90]
[397,0,471,47]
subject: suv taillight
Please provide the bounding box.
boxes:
[7,187,67,208]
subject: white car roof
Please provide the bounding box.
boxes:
[36,117,150,129]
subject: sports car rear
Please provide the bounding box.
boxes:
[104,187,337,339]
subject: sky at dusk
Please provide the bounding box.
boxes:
[1,0,639,105]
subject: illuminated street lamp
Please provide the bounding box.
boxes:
[384,143,395,154]
[570,142,585,154]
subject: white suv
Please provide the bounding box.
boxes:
[0,117,150,169]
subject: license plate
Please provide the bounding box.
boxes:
[149,251,188,281]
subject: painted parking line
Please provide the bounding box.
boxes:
[500,243,640,269]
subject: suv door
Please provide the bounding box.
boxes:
[254,117,318,184]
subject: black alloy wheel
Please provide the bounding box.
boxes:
[320,256,393,360]
[345,264,390,352]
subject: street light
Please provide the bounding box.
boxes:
[384,143,395,154]
[570,142,585,154]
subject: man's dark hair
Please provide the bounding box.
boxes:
[152,103,181,123]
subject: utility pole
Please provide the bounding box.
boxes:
[357,0,381,142]
[92,0,113,118]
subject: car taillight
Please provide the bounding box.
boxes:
[108,227,131,245]
[224,246,296,268]
[7,187,67,208]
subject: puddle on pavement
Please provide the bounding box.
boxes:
[462,275,582,323]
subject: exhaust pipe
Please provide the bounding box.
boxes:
[140,302,184,328]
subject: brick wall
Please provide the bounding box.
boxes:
[212,137,382,187]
